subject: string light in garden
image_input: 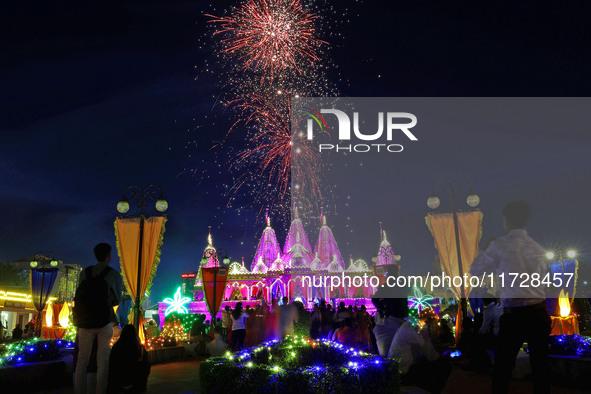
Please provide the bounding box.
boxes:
[0,338,74,366]
[222,335,389,374]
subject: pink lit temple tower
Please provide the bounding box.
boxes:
[251,210,282,273]
[314,213,345,271]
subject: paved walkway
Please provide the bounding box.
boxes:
[145,358,202,394]
[36,357,204,394]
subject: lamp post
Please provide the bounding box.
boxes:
[545,249,578,294]
[427,179,480,327]
[30,252,59,336]
[201,247,230,323]
[117,184,168,330]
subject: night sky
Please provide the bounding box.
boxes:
[2,0,591,302]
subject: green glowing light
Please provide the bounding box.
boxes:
[163,287,191,316]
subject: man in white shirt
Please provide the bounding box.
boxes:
[471,201,551,394]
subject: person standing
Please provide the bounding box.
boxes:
[278,297,298,338]
[12,324,23,340]
[471,201,551,394]
[230,302,249,351]
[221,306,231,343]
[74,243,123,394]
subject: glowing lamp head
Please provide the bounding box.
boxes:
[30,261,38,268]
[466,194,480,207]
[567,250,576,259]
[50,260,58,267]
[117,201,130,214]
[427,196,440,209]
[155,199,168,212]
[223,257,230,265]
[545,251,555,260]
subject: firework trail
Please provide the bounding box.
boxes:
[228,92,325,204]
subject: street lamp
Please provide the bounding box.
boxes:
[117,184,167,330]
[546,249,578,287]
[546,249,578,262]
[427,179,479,328]
[30,252,60,336]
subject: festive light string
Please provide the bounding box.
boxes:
[0,290,33,303]
[0,338,74,366]
[221,334,387,374]
[549,335,591,357]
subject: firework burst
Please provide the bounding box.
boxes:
[207,0,327,80]
[194,0,352,221]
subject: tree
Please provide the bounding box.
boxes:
[0,261,28,287]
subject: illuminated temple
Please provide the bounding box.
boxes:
[158,210,400,323]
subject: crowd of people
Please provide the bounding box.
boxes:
[197,298,376,353]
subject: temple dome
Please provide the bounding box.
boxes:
[251,256,269,274]
[283,207,313,267]
[251,213,282,271]
[314,214,345,270]
[376,230,401,266]
[268,253,285,272]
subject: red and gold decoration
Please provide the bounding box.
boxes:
[41,301,71,340]
[551,289,579,336]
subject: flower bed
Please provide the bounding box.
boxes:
[549,335,591,357]
[0,338,74,366]
[200,335,399,394]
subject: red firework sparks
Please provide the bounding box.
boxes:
[207,0,327,79]
[229,93,324,202]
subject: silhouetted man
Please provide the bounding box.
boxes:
[471,201,551,394]
[74,243,123,394]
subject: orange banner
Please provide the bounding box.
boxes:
[425,211,483,299]
[201,266,228,320]
[115,216,166,318]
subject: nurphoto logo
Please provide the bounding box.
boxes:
[305,108,418,153]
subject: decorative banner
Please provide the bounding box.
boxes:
[115,216,167,323]
[426,211,482,344]
[30,267,59,335]
[425,211,483,299]
[41,326,67,340]
[550,259,578,297]
[551,316,580,336]
[30,268,59,312]
[201,267,228,320]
